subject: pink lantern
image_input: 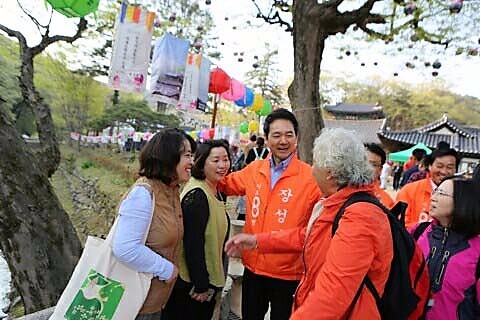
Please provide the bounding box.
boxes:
[201,129,210,140]
[221,78,246,101]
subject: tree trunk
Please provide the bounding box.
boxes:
[0,106,82,314]
[289,2,326,164]
[20,50,60,178]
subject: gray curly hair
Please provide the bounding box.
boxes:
[313,128,374,187]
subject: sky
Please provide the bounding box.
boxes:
[1,0,480,100]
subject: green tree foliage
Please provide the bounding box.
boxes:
[89,98,180,132]
[328,76,480,130]
[35,52,110,135]
[244,43,288,108]
[0,36,22,123]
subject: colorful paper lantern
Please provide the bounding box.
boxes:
[248,120,259,132]
[208,128,215,139]
[449,0,463,13]
[403,2,416,15]
[239,122,249,134]
[256,99,272,116]
[46,0,100,18]
[208,68,231,94]
[201,129,210,140]
[234,87,254,107]
[221,78,245,101]
[251,94,264,112]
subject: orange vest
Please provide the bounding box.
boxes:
[219,153,322,280]
[396,178,433,229]
[373,181,395,208]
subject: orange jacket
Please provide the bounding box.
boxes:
[396,178,433,229]
[256,185,393,319]
[373,181,395,208]
[219,153,322,280]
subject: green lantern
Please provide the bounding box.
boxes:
[46,0,100,18]
[239,122,249,134]
[256,99,272,116]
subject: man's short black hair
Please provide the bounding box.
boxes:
[263,108,298,138]
[412,148,427,161]
[364,143,387,165]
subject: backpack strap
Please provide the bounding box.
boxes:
[476,257,480,280]
[412,221,431,241]
[332,191,388,317]
[332,192,383,236]
[253,148,259,159]
[259,148,266,158]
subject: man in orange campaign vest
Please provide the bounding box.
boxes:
[396,144,459,229]
[219,109,322,320]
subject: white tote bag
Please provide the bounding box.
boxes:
[50,193,155,320]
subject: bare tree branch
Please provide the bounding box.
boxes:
[251,0,293,32]
[16,0,49,33]
[31,18,88,56]
[0,23,28,50]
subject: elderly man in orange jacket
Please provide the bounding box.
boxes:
[225,128,394,319]
[219,108,322,320]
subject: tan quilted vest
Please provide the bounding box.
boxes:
[135,177,184,314]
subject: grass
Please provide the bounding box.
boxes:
[50,144,139,240]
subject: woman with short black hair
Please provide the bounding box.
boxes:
[112,128,196,320]
[163,139,231,320]
[412,175,480,319]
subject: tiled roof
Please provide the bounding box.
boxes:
[378,115,480,157]
[324,103,384,114]
[324,118,385,144]
[416,114,476,138]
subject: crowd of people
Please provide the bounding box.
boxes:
[108,108,480,320]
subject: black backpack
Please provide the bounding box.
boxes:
[332,192,430,320]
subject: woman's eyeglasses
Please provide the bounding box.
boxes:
[432,188,453,198]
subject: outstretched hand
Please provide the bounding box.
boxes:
[224,233,257,257]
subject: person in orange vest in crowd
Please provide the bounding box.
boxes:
[396,142,459,229]
[403,155,415,172]
[219,108,322,320]
[225,128,394,319]
[364,143,395,208]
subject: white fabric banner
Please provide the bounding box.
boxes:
[108,3,154,93]
[177,54,211,111]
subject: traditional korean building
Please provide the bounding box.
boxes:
[378,114,480,172]
[323,103,386,144]
[324,103,386,120]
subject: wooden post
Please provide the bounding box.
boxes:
[210,94,219,129]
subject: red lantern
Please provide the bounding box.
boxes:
[208,68,231,94]
[208,128,215,139]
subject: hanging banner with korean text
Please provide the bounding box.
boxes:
[177,54,211,112]
[108,3,155,93]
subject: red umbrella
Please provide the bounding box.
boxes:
[209,68,231,94]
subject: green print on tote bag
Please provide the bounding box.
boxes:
[64,269,125,320]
